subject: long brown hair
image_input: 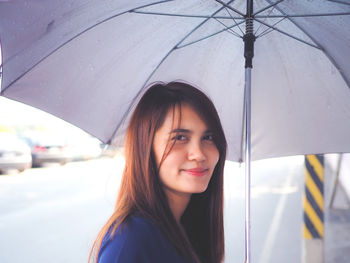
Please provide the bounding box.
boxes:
[90,81,227,263]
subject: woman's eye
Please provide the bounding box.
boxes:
[173,134,187,141]
[203,134,214,141]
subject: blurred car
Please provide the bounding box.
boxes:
[0,132,32,173]
[67,135,102,161]
[20,132,72,167]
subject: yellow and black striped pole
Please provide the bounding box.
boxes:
[302,154,324,263]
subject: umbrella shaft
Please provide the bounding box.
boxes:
[245,68,252,263]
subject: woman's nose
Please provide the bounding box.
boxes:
[188,142,206,162]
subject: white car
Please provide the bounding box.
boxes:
[0,133,32,173]
[20,132,72,167]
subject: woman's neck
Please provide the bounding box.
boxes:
[164,189,191,224]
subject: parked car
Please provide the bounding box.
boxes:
[0,132,32,173]
[20,132,72,167]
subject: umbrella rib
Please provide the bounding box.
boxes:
[0,0,174,94]
[253,17,321,49]
[108,0,239,143]
[253,0,285,16]
[214,0,246,17]
[264,0,350,88]
[254,2,279,36]
[214,18,243,38]
[214,0,320,49]
[224,7,245,35]
[219,0,320,49]
[177,20,245,49]
[327,0,350,6]
[256,17,287,38]
[131,10,243,20]
[255,12,350,18]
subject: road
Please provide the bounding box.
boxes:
[0,155,305,263]
[224,156,304,263]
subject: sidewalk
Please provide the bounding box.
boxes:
[324,153,350,263]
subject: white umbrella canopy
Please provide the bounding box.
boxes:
[1,0,350,162]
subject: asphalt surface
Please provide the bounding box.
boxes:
[0,155,349,263]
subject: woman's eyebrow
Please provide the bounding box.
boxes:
[169,128,191,134]
[169,128,212,134]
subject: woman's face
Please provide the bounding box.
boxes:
[153,103,220,197]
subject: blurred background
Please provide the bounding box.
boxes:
[1,96,349,263]
[0,96,119,174]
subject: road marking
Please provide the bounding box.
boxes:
[259,165,297,263]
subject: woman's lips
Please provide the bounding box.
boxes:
[183,168,209,177]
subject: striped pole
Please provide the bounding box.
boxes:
[302,154,324,263]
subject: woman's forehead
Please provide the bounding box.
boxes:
[163,103,210,132]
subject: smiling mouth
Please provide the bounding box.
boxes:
[183,168,209,177]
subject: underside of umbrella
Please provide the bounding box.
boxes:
[1,0,350,162]
[1,1,350,263]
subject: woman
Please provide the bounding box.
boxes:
[91,81,227,263]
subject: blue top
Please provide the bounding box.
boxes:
[98,215,192,263]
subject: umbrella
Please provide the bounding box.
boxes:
[1,1,350,262]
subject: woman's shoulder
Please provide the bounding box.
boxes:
[98,215,187,263]
[114,215,162,245]
[127,215,158,234]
